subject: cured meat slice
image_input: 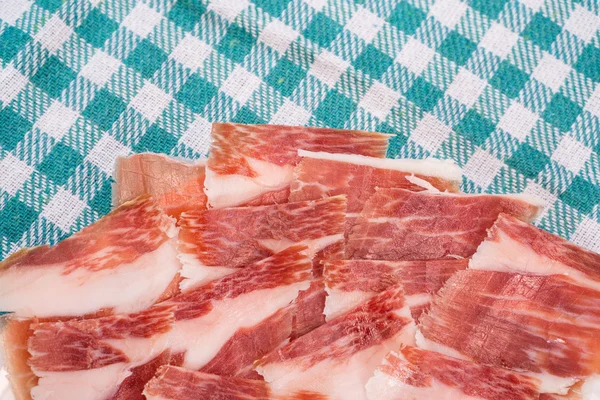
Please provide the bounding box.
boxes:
[471,213,600,290]
[346,188,541,260]
[290,150,461,210]
[365,346,542,400]
[418,269,600,395]
[113,153,207,219]
[162,246,312,376]
[255,285,416,399]
[26,305,175,400]
[177,195,346,288]
[205,123,389,208]
[0,196,180,318]
[323,259,468,322]
[2,319,37,400]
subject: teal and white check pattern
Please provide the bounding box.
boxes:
[0,0,599,258]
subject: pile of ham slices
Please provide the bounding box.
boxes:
[0,123,599,400]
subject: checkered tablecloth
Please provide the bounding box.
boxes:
[0,0,599,259]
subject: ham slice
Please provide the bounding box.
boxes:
[417,269,600,395]
[255,285,416,399]
[205,123,389,208]
[26,305,175,400]
[471,213,600,290]
[323,259,468,322]
[177,195,346,288]
[365,346,542,400]
[346,188,541,260]
[113,153,207,219]
[0,196,180,318]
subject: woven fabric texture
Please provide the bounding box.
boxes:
[0,0,599,258]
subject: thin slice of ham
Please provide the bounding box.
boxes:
[418,269,600,395]
[205,123,390,208]
[255,285,416,399]
[113,153,207,219]
[471,213,600,290]
[323,259,468,322]
[365,346,542,400]
[346,188,541,260]
[27,305,175,400]
[177,195,346,289]
[0,196,180,318]
[160,245,312,376]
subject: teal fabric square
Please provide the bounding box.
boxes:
[575,45,600,83]
[168,0,206,31]
[405,77,443,112]
[560,176,600,214]
[125,40,168,80]
[506,143,550,179]
[36,0,62,12]
[89,181,112,216]
[134,125,178,153]
[438,32,477,66]
[521,13,562,51]
[38,142,83,186]
[75,8,119,48]
[82,89,127,131]
[176,74,218,113]
[234,106,265,124]
[217,25,256,64]
[0,108,31,150]
[0,27,30,63]
[490,61,529,98]
[354,45,393,80]
[315,91,357,128]
[543,93,582,132]
[253,0,293,17]
[265,58,306,97]
[31,56,76,98]
[0,198,37,242]
[454,110,495,146]
[388,1,426,35]
[469,0,509,19]
[303,13,342,48]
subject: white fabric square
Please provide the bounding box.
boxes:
[122,3,163,38]
[130,83,173,122]
[395,38,435,75]
[518,0,545,11]
[446,68,487,107]
[480,23,519,58]
[429,0,468,28]
[463,149,505,189]
[0,65,28,104]
[86,134,131,174]
[270,100,311,126]
[409,114,452,153]
[80,51,121,86]
[571,218,600,253]
[0,154,33,196]
[308,50,349,87]
[0,0,32,25]
[208,0,249,22]
[221,66,262,105]
[359,82,400,120]
[35,102,80,140]
[584,84,600,118]
[259,20,299,54]
[41,188,87,232]
[563,5,600,43]
[551,136,592,174]
[523,182,557,211]
[345,8,384,43]
[497,102,538,141]
[181,116,211,155]
[34,15,73,53]
[302,0,327,11]
[532,53,571,92]
[171,35,212,71]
